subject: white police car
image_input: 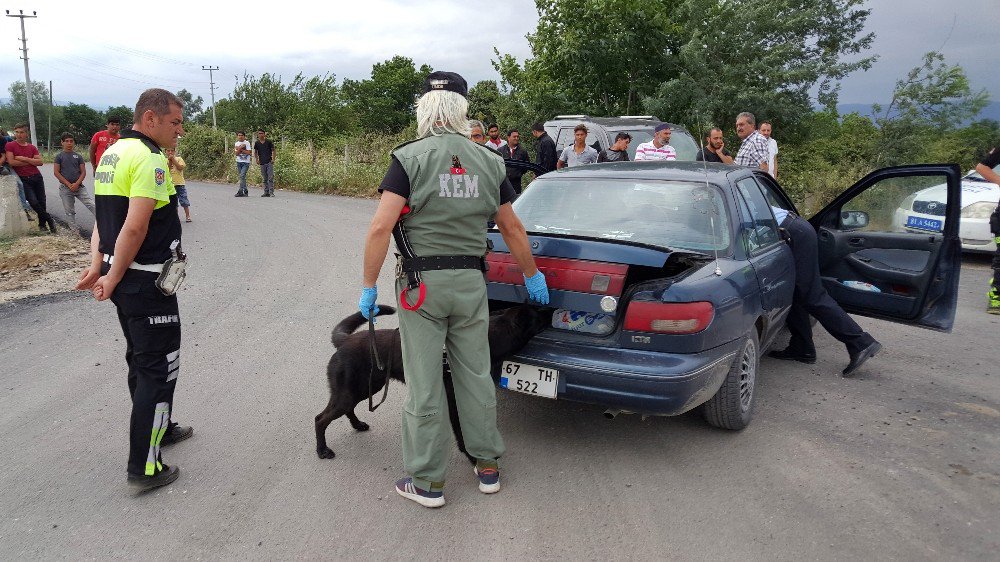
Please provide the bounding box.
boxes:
[892,166,999,253]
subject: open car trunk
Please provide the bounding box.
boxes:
[486,232,708,336]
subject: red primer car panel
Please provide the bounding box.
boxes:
[486,253,628,296]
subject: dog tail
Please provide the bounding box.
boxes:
[331,305,397,347]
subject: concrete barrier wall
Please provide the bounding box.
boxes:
[1,175,31,237]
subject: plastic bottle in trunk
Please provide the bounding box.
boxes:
[552,309,616,335]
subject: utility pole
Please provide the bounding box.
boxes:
[47,80,52,151]
[6,10,39,146]
[202,65,219,129]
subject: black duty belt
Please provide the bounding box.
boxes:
[400,255,488,274]
[397,254,489,312]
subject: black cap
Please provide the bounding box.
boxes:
[422,71,468,98]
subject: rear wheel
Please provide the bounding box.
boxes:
[702,330,758,430]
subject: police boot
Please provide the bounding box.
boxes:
[127,464,180,494]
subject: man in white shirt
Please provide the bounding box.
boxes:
[234,130,252,197]
[634,123,677,161]
[760,121,778,179]
[485,124,507,151]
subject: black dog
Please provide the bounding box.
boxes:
[315,304,551,460]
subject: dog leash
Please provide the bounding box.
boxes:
[367,311,391,412]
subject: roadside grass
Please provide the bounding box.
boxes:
[0,234,18,254]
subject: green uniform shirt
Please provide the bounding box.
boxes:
[392,133,505,257]
[94,130,180,264]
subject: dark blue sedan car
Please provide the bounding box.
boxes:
[487,161,962,429]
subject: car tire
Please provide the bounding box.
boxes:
[702,330,759,430]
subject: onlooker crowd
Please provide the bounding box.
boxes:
[443,112,781,190]
[1,110,783,232]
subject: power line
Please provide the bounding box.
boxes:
[34,59,205,90]
[68,53,211,86]
[33,61,220,118]
[56,36,200,68]
[107,44,199,67]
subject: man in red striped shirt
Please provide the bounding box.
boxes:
[633,123,677,161]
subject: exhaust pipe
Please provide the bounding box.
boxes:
[604,409,621,420]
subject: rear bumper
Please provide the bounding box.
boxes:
[499,335,742,416]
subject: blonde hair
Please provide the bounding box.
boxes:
[416,90,471,138]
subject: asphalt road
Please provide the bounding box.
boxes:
[2,179,997,560]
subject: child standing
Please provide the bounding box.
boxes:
[165,147,190,222]
[53,133,96,231]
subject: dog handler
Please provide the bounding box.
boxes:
[76,89,193,493]
[359,71,549,508]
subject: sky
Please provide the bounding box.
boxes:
[0,0,996,112]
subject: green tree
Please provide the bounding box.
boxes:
[468,80,502,126]
[342,56,432,133]
[876,51,989,130]
[105,105,134,130]
[495,0,875,137]
[873,52,990,166]
[0,80,52,136]
[214,73,296,134]
[61,103,105,140]
[284,73,357,167]
[524,0,683,116]
[645,0,875,136]
[176,89,204,122]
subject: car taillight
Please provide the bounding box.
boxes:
[623,301,714,334]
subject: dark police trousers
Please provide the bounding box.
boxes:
[104,264,181,476]
[783,214,874,356]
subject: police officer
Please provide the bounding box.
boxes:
[359,72,549,508]
[76,89,192,493]
[767,206,883,376]
[975,147,1000,314]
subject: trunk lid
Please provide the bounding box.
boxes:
[486,232,676,317]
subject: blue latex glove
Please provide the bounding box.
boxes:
[359,287,379,320]
[523,271,550,305]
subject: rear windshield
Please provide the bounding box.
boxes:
[513,178,732,253]
[608,128,699,161]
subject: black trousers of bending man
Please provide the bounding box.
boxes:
[782,213,876,357]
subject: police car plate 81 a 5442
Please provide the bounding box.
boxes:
[499,361,558,399]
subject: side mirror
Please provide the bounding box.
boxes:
[840,210,869,230]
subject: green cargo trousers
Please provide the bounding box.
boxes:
[396,268,505,492]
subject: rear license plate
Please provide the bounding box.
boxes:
[499,361,558,399]
[906,216,942,232]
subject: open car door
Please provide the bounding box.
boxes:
[809,164,962,332]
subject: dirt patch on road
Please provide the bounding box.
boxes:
[0,233,90,304]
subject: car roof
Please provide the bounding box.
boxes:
[534,160,741,182]
[546,117,693,134]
